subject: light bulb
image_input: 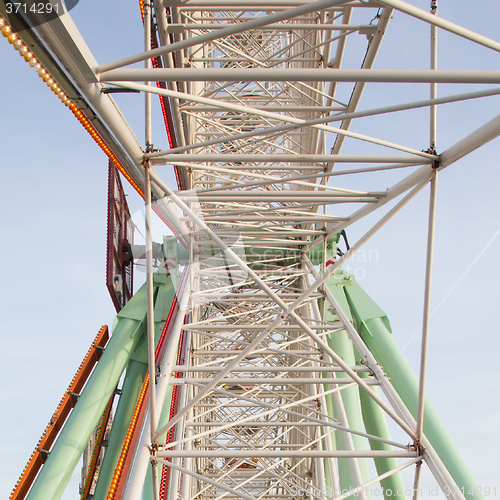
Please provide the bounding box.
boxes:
[28,58,38,68]
[24,52,34,62]
[2,26,13,37]
[7,33,17,44]
[13,39,23,50]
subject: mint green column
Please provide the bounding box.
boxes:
[321,383,338,495]
[142,384,175,500]
[344,282,479,500]
[357,362,406,499]
[324,269,370,498]
[26,284,150,500]
[142,271,179,500]
[92,359,148,500]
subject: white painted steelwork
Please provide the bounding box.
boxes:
[4,0,500,499]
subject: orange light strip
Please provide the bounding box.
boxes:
[0,15,144,199]
[106,374,150,500]
[67,103,144,197]
[139,0,145,21]
[9,326,109,500]
[80,394,115,499]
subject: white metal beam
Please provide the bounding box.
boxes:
[100,68,500,83]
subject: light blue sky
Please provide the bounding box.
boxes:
[1,1,499,498]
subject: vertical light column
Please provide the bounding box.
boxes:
[144,3,159,498]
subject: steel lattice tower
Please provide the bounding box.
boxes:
[2,1,498,500]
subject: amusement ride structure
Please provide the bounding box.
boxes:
[2,1,499,499]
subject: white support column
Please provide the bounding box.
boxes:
[416,170,438,441]
[429,0,438,151]
[144,162,158,445]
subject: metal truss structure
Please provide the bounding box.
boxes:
[3,1,500,500]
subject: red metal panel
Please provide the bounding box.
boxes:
[106,161,134,312]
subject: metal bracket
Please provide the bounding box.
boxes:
[94,345,105,360]
[67,392,80,407]
[37,448,50,463]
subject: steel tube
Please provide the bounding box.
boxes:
[145,164,158,447]
[185,422,345,427]
[306,164,433,249]
[178,1,368,7]
[100,68,500,83]
[200,216,345,221]
[157,450,417,458]
[188,196,378,203]
[151,153,428,163]
[430,0,438,150]
[416,171,438,440]
[170,23,374,31]
[144,3,152,149]
[173,366,370,372]
[180,105,346,111]
[167,377,380,385]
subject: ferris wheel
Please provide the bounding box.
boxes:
[1,1,500,500]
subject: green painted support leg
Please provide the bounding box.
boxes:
[92,359,148,500]
[26,283,151,500]
[324,267,370,498]
[357,359,406,499]
[343,281,479,500]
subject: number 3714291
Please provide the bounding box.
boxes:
[5,2,60,14]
